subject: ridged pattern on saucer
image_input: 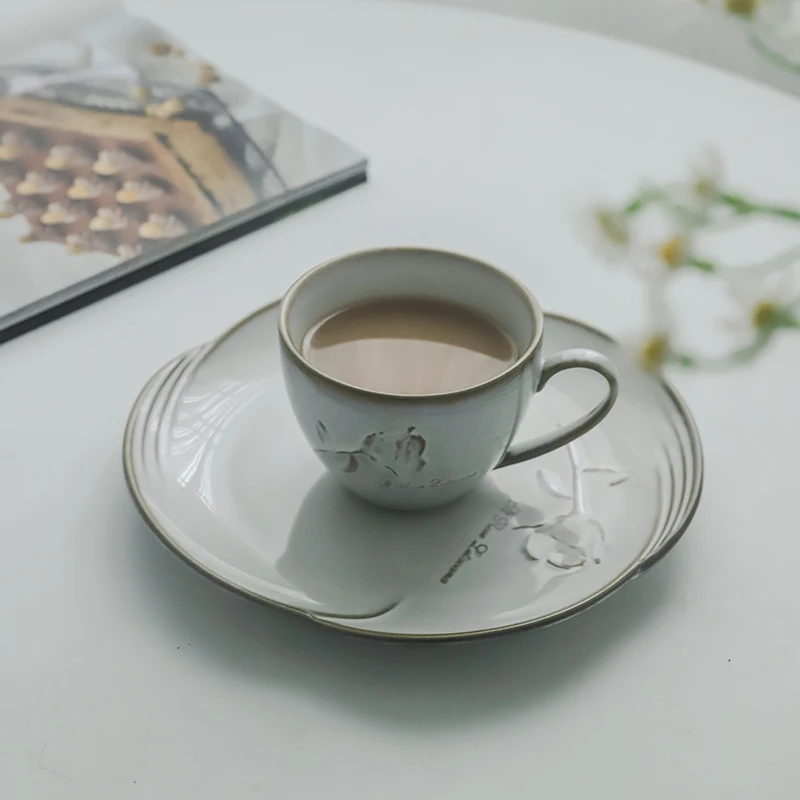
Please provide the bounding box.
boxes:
[123,305,703,641]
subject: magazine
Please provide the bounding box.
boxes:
[0,8,366,343]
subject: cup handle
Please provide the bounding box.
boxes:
[495,348,619,470]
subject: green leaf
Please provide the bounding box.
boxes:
[674,353,696,368]
[717,193,756,215]
[624,197,647,214]
[767,207,800,222]
[718,192,800,222]
[623,188,661,215]
[776,310,800,330]
[729,331,774,364]
[688,258,716,273]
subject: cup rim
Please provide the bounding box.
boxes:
[278,246,544,403]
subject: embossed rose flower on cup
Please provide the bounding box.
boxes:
[279,248,619,511]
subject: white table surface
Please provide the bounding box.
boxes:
[2,1,799,797]
[407,0,800,100]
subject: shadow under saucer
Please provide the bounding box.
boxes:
[118,468,688,729]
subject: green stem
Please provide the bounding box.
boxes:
[748,26,800,76]
[717,192,800,221]
[623,188,663,215]
[669,339,767,371]
[668,327,791,371]
[686,258,716,273]
[684,243,800,281]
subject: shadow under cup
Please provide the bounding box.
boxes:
[278,247,544,511]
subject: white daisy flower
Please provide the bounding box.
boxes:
[724,0,764,16]
[655,0,715,29]
[723,270,800,347]
[750,1,800,70]
[699,0,764,16]
[652,232,693,270]
[624,273,676,372]
[761,0,800,37]
[644,272,673,329]
[687,148,723,214]
[585,197,697,276]
[632,204,697,274]
[627,329,674,373]
[585,204,631,264]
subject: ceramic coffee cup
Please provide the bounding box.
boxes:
[278,247,619,511]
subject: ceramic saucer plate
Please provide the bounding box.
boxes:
[123,301,703,641]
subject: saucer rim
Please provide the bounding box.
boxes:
[123,300,704,643]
